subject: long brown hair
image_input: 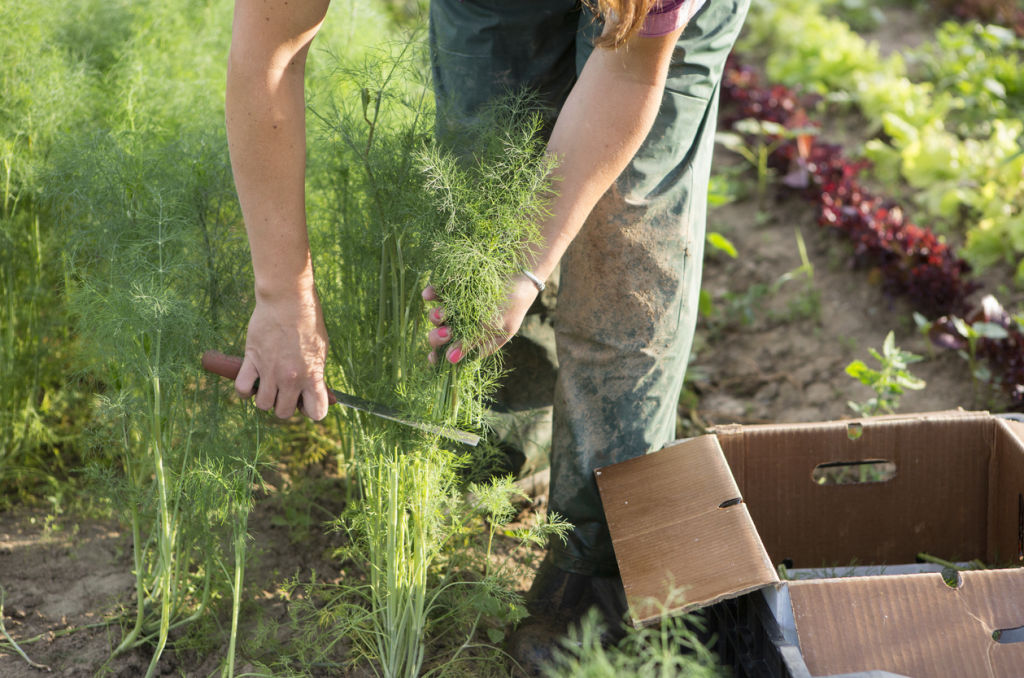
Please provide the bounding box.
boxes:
[589,0,660,49]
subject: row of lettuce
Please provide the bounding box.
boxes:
[728,0,1024,404]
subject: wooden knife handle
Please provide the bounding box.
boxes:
[201,350,337,406]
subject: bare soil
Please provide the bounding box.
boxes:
[0,474,352,677]
[690,162,1002,431]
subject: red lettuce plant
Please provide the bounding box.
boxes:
[720,57,1024,406]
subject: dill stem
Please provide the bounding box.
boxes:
[146,345,173,678]
[144,223,171,678]
[377,237,388,378]
[223,527,245,678]
[113,507,146,657]
[2,153,13,219]
[393,235,405,384]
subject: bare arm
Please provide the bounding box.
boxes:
[226,0,331,419]
[529,27,681,283]
[429,25,685,361]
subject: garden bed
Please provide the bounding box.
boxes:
[0,162,998,677]
[3,1,1023,676]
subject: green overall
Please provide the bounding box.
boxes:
[430,0,751,576]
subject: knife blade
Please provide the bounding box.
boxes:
[201,351,480,447]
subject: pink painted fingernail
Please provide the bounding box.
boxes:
[437,327,449,340]
[447,346,463,363]
[431,308,444,322]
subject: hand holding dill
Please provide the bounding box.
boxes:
[422,275,541,364]
[418,93,556,368]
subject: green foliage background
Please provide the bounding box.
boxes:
[0,0,410,504]
[742,0,1024,282]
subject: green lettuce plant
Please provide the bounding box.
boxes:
[743,0,1024,280]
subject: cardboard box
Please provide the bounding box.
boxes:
[595,410,1024,678]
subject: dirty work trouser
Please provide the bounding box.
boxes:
[430,0,751,576]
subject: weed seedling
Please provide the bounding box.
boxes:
[545,597,719,677]
[705,230,819,330]
[845,331,926,416]
[716,118,816,215]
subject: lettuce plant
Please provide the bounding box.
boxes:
[741,0,1024,278]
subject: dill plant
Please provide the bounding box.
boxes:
[56,129,248,676]
[419,93,557,424]
[0,209,55,495]
[284,36,567,677]
[0,1,95,501]
[37,2,276,671]
[1,0,242,502]
[50,36,254,666]
[304,39,465,677]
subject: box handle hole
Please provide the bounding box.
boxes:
[993,626,1024,644]
[941,567,961,589]
[812,460,896,485]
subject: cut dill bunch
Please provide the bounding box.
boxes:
[419,92,557,354]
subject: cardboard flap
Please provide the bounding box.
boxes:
[790,569,1024,678]
[990,419,1024,564]
[596,435,778,627]
[996,416,1024,446]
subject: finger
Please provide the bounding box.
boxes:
[254,376,277,412]
[300,382,330,421]
[235,357,259,399]
[445,342,464,364]
[428,349,438,365]
[274,387,301,420]
[428,325,452,349]
[427,305,446,326]
[422,285,438,302]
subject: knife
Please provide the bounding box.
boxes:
[201,350,480,447]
